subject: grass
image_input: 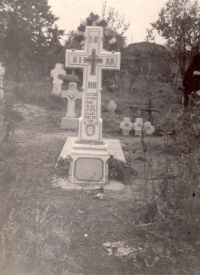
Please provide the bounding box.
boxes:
[0,77,200,275]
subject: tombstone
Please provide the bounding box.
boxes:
[59,26,122,184]
[0,62,5,100]
[120,117,133,136]
[50,63,66,95]
[107,100,117,113]
[143,121,155,136]
[133,118,143,136]
[61,82,83,130]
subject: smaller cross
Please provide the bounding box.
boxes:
[84,49,103,75]
[120,117,133,136]
[61,82,82,118]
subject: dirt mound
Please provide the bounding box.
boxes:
[14,103,47,120]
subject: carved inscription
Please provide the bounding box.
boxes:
[85,81,98,126]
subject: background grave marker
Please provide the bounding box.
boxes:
[61,82,82,130]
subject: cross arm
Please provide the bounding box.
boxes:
[140,108,159,113]
[193,71,200,76]
[58,74,80,82]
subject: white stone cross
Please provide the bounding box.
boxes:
[133,118,144,136]
[65,26,121,141]
[50,63,66,95]
[61,82,82,118]
[120,117,133,136]
[143,121,155,136]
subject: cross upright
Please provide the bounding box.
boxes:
[65,26,121,142]
[140,98,159,122]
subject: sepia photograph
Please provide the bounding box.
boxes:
[0,0,200,274]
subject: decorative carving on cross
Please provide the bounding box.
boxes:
[84,49,103,75]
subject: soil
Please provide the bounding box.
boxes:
[1,103,200,275]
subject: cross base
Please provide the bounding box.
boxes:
[58,137,126,184]
[52,84,62,96]
[69,141,109,183]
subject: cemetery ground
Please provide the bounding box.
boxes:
[0,79,200,275]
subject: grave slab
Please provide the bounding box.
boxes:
[58,137,125,162]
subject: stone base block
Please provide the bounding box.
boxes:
[68,155,108,184]
[58,137,126,184]
[61,117,79,130]
[69,141,109,184]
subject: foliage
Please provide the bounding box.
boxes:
[0,0,65,82]
[108,155,137,183]
[56,155,72,176]
[147,0,200,76]
[67,8,130,52]
[0,93,22,148]
[122,42,172,86]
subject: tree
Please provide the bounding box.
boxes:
[146,0,200,77]
[0,0,64,81]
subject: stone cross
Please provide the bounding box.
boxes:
[51,63,66,95]
[143,121,155,136]
[65,26,121,183]
[65,26,120,142]
[61,82,82,118]
[120,117,133,136]
[133,118,143,136]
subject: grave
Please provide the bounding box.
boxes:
[107,100,117,113]
[51,63,66,95]
[143,121,155,136]
[120,117,133,136]
[61,82,82,130]
[59,26,124,184]
[133,118,143,136]
[0,62,5,99]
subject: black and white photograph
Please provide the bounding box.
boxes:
[0,0,200,274]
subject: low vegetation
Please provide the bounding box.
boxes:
[0,77,199,275]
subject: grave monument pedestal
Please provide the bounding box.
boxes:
[69,140,109,183]
[59,26,122,184]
